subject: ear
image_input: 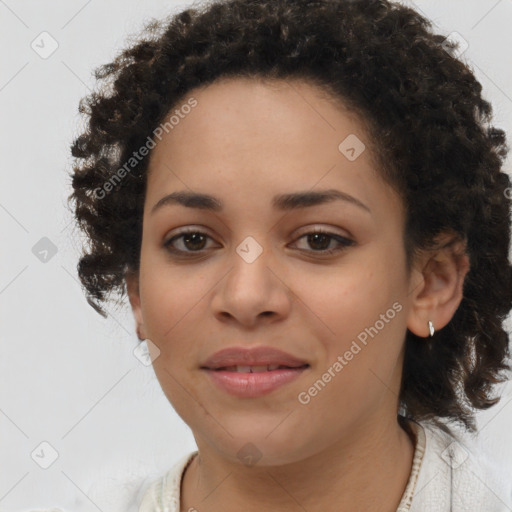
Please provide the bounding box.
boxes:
[406,232,470,338]
[125,270,147,341]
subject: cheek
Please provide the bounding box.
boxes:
[294,259,392,332]
[139,257,209,339]
[296,255,407,372]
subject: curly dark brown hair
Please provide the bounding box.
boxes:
[69,0,512,435]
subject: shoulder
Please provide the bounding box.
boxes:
[410,420,512,512]
[138,451,197,512]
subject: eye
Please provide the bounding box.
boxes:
[291,228,354,255]
[163,227,354,257]
[163,228,216,255]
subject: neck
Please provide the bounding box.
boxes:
[180,415,416,512]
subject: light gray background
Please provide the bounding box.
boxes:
[1,1,511,511]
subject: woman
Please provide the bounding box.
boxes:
[69,0,512,510]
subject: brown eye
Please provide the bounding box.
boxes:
[163,228,354,258]
[164,230,213,254]
[305,233,332,251]
[293,230,354,255]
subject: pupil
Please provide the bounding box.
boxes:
[184,233,206,250]
[308,233,330,251]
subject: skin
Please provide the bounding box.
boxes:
[126,77,470,512]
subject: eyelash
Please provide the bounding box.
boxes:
[163,227,354,257]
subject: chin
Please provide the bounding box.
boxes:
[198,424,311,467]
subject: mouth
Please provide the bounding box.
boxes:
[209,364,310,372]
[202,364,310,397]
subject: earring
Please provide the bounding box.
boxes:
[428,320,435,337]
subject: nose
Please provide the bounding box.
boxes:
[211,242,292,328]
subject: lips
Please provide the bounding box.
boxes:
[216,364,308,372]
[201,346,310,371]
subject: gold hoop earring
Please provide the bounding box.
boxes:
[428,320,435,337]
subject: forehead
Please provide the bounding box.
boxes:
[145,76,400,220]
[152,76,369,157]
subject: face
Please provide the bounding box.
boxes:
[128,77,421,466]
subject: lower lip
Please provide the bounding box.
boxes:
[203,367,309,398]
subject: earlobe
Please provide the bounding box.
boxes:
[125,270,146,340]
[406,234,470,338]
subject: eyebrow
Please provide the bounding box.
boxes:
[150,188,371,215]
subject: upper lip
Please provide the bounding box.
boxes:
[201,346,309,369]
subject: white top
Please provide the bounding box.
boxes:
[138,419,512,512]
